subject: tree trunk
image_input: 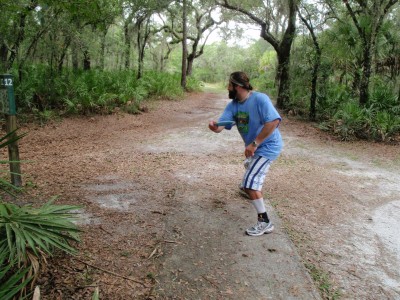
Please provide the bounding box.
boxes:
[0,43,8,72]
[181,0,188,89]
[258,0,297,109]
[298,11,321,121]
[352,68,360,95]
[276,0,297,109]
[124,22,131,70]
[186,35,200,76]
[100,29,107,70]
[137,28,144,79]
[7,0,38,72]
[137,17,150,80]
[57,36,72,73]
[186,54,194,77]
[359,42,372,106]
[276,52,290,109]
[83,49,91,71]
[310,51,320,121]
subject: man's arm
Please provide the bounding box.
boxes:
[244,119,280,157]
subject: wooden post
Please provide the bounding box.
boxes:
[6,114,22,187]
[1,74,22,187]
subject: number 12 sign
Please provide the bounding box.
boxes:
[0,74,16,115]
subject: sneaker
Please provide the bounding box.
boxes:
[246,221,274,236]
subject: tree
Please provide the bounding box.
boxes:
[298,3,327,121]
[216,0,298,109]
[181,0,188,88]
[340,0,399,105]
[162,1,224,77]
[0,0,39,72]
[122,0,172,78]
[185,2,223,76]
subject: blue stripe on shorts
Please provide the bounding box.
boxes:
[242,156,271,191]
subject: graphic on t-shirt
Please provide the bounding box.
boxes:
[235,111,249,133]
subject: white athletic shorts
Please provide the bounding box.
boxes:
[241,156,272,191]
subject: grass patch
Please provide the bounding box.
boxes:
[203,82,225,93]
[305,263,341,299]
[274,209,341,299]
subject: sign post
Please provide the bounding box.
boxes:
[1,74,22,187]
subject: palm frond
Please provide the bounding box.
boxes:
[0,129,27,149]
[0,201,82,264]
[0,250,32,300]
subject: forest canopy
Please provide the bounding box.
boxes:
[0,0,399,141]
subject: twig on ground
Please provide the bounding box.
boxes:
[148,246,158,259]
[99,225,112,235]
[201,275,219,288]
[163,240,179,244]
[72,257,148,287]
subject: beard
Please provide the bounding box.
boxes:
[229,89,237,100]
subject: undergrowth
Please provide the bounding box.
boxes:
[13,66,203,122]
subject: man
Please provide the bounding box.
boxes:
[208,71,283,236]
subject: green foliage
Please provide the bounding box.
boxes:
[0,199,81,299]
[251,73,276,99]
[0,252,31,300]
[185,76,204,92]
[287,38,314,115]
[14,66,189,118]
[321,93,400,142]
[0,130,81,299]
[317,83,353,119]
[0,199,81,262]
[332,101,366,140]
[192,41,264,84]
[139,71,183,99]
[92,287,100,300]
[305,262,341,299]
[368,79,400,114]
[371,111,400,141]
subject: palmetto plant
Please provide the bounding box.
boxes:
[0,251,31,300]
[0,200,81,298]
[372,111,400,141]
[0,199,81,262]
[0,130,81,298]
[332,101,365,140]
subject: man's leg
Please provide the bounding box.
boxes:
[247,190,269,222]
[241,156,274,236]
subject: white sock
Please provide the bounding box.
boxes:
[251,198,266,214]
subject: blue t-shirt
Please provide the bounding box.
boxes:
[218,91,283,160]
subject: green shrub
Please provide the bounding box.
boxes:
[317,82,353,120]
[369,79,400,114]
[371,111,400,141]
[0,252,31,300]
[0,131,81,299]
[0,199,81,298]
[139,71,184,99]
[14,66,190,116]
[332,101,366,140]
[186,76,203,92]
[251,73,276,99]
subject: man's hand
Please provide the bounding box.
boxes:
[244,143,257,157]
[208,121,222,133]
[244,119,280,157]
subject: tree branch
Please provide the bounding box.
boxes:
[216,0,280,50]
[343,0,366,43]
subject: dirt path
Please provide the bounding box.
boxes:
[14,91,400,299]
